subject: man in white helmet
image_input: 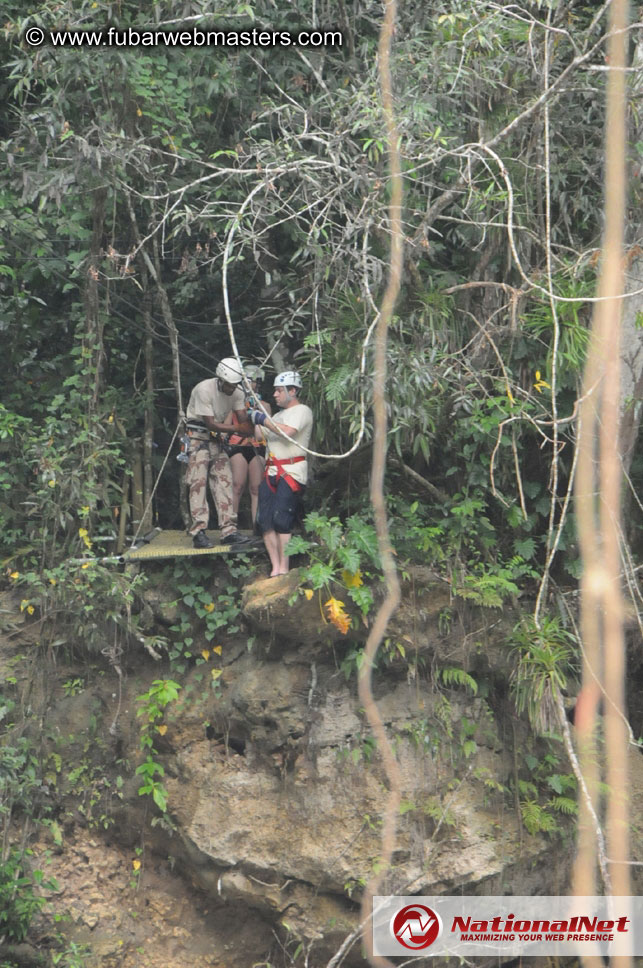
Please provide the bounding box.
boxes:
[249,371,313,575]
[184,358,253,548]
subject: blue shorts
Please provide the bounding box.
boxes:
[256,477,305,534]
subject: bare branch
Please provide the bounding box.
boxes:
[358,2,404,965]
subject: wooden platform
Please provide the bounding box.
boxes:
[123,529,263,561]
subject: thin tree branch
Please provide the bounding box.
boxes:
[573,0,631,944]
[535,9,562,616]
[393,458,449,504]
[358,2,403,966]
[599,0,631,941]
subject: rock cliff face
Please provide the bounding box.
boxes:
[2,570,643,967]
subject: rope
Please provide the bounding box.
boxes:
[221,171,377,462]
[129,420,182,547]
[124,165,375,547]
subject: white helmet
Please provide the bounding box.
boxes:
[216,357,243,384]
[245,365,265,381]
[274,370,302,389]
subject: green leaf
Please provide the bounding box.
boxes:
[284,535,310,556]
[337,545,360,572]
[550,795,577,815]
[305,562,334,589]
[514,537,536,559]
[152,786,168,812]
[547,774,564,794]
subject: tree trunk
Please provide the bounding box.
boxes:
[116,468,130,554]
[142,291,155,532]
[619,33,643,477]
[619,253,643,476]
[131,448,145,535]
[151,232,184,417]
[84,187,107,414]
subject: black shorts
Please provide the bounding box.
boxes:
[228,444,266,464]
[256,477,305,534]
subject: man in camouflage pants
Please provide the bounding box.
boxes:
[185,358,254,549]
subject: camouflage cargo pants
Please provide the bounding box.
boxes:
[186,439,237,537]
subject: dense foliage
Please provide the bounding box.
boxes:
[3,0,640,580]
[1,0,641,706]
[1,1,643,960]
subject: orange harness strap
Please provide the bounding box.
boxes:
[265,454,305,493]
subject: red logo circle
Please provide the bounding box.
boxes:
[391,904,442,949]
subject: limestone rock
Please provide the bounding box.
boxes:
[241,569,349,648]
[13,565,643,968]
[140,582,180,626]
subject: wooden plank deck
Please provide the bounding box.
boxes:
[123,529,263,561]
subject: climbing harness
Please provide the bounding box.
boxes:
[264,454,306,493]
[221,169,373,461]
[129,163,374,553]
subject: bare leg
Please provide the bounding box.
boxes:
[276,532,292,574]
[262,529,282,577]
[248,455,265,525]
[230,452,248,515]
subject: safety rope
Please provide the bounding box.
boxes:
[126,161,376,554]
[129,420,182,548]
[128,259,186,548]
[221,173,377,462]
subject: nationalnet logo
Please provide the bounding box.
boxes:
[374,896,641,958]
[391,904,442,949]
[450,911,627,943]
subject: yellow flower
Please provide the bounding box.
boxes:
[49,578,57,586]
[9,571,19,580]
[203,602,215,613]
[132,859,141,871]
[80,506,90,514]
[20,600,29,612]
[534,370,551,393]
[303,588,314,601]
[27,605,35,615]
[324,597,351,635]
[342,569,363,588]
[48,480,56,488]
[81,562,91,569]
[78,528,92,549]
[108,414,114,424]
